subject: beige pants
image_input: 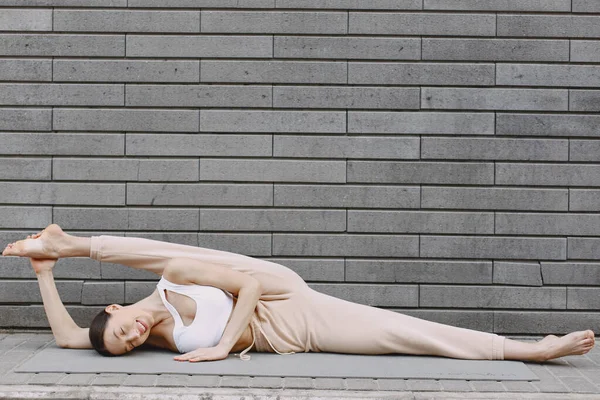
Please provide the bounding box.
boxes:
[90,235,505,360]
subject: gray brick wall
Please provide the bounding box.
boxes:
[0,2,598,336]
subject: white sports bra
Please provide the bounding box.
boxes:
[156,276,234,354]
[156,276,296,361]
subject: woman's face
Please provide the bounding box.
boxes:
[103,304,153,355]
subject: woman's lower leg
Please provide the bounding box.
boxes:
[57,234,91,258]
[503,338,545,362]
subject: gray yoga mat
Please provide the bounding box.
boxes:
[15,346,538,381]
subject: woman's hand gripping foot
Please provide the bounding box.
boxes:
[2,224,66,259]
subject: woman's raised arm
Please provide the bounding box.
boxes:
[34,259,92,349]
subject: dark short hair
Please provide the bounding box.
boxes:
[89,309,117,357]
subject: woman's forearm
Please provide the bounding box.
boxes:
[36,269,82,346]
[218,282,261,351]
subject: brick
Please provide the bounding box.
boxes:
[274,136,419,159]
[422,137,568,161]
[155,374,193,387]
[274,86,420,109]
[54,10,200,32]
[345,260,492,284]
[0,108,51,131]
[496,212,600,236]
[282,377,314,389]
[423,38,569,62]
[0,84,123,106]
[493,261,543,286]
[121,374,157,387]
[470,381,505,392]
[0,34,124,57]
[53,207,128,230]
[0,158,50,180]
[220,376,250,388]
[348,111,494,134]
[406,379,443,391]
[125,281,158,303]
[570,90,600,112]
[273,234,419,257]
[91,374,128,386]
[187,374,221,387]
[558,376,598,393]
[200,209,346,232]
[496,163,600,186]
[127,183,273,206]
[0,0,125,5]
[0,182,125,205]
[422,187,568,211]
[101,263,159,280]
[424,0,570,11]
[570,189,600,212]
[571,140,600,161]
[201,159,345,183]
[0,206,50,229]
[58,374,97,386]
[497,113,600,137]
[497,64,600,87]
[202,11,346,34]
[0,256,100,279]
[0,59,51,81]
[378,379,409,391]
[127,35,272,58]
[53,158,136,181]
[502,381,539,392]
[53,109,199,132]
[129,0,272,6]
[348,210,493,234]
[573,0,600,12]
[498,15,600,38]
[312,377,345,390]
[0,280,82,303]
[423,88,568,111]
[310,283,418,307]
[0,305,100,327]
[201,110,345,133]
[345,378,378,390]
[276,0,421,9]
[201,60,346,84]
[82,282,124,305]
[349,12,495,36]
[53,60,199,83]
[439,379,473,392]
[568,238,600,260]
[571,41,600,62]
[420,236,566,260]
[274,36,420,60]
[420,286,566,309]
[495,311,600,334]
[542,262,600,285]
[568,288,600,310]
[0,9,51,30]
[198,233,271,256]
[0,133,123,156]
[126,85,271,107]
[129,208,200,231]
[126,134,271,157]
[349,62,494,85]
[348,161,494,184]
[138,159,200,181]
[261,258,344,282]
[274,184,420,208]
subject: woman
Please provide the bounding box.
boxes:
[2,224,595,363]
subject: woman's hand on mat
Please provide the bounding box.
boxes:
[173,344,230,362]
[29,257,57,274]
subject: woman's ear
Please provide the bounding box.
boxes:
[105,304,122,313]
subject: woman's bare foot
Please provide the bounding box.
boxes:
[539,330,595,362]
[1,224,69,259]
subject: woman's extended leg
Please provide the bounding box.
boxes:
[303,288,595,362]
[2,224,307,296]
